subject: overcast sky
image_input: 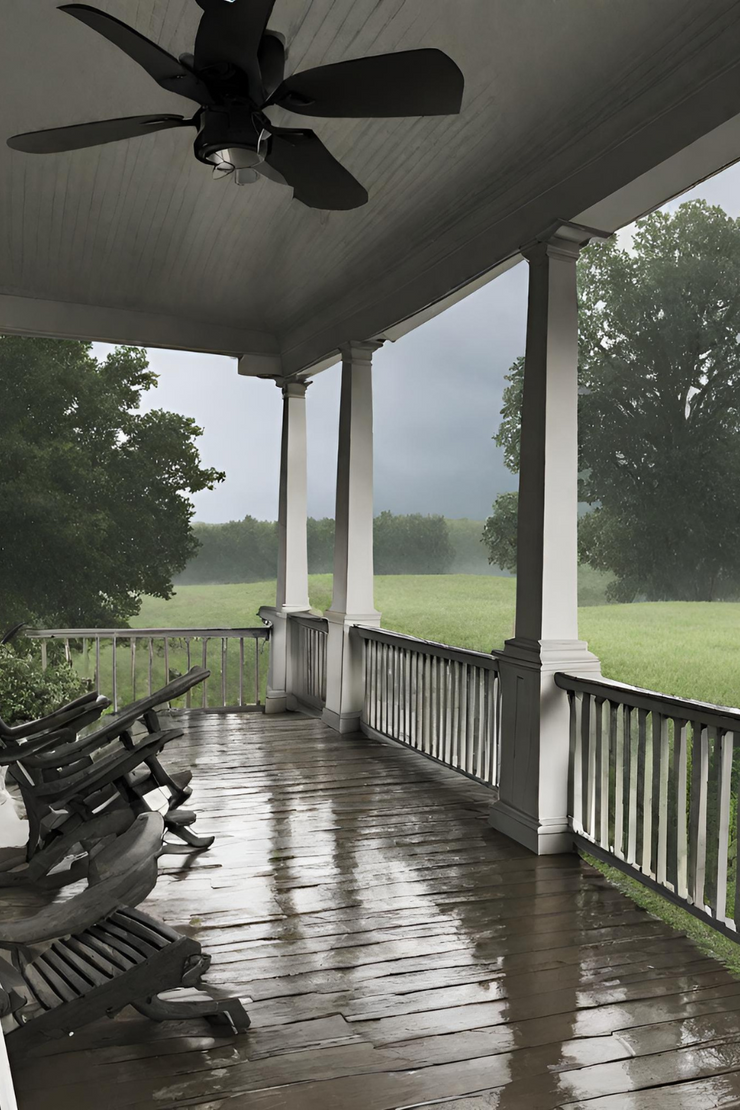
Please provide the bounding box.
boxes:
[93,161,740,524]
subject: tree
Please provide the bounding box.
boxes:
[485,201,740,601]
[0,338,224,627]
[481,492,518,573]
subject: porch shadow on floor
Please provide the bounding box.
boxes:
[8,712,740,1110]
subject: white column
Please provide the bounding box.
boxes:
[490,222,607,854]
[322,341,382,733]
[0,1029,18,1110]
[261,380,310,714]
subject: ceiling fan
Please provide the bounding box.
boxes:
[7,1,464,210]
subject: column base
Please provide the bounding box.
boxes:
[489,799,573,855]
[264,692,288,715]
[322,706,363,735]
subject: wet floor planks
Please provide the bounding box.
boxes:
[9,712,740,1109]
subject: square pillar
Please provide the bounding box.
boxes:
[323,341,382,733]
[490,221,608,854]
[262,379,311,714]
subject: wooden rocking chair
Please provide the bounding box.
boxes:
[0,669,214,885]
[0,812,250,1053]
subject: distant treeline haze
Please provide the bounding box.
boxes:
[177,514,499,584]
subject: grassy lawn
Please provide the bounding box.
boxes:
[135,574,740,708]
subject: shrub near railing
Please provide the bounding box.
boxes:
[557,672,740,937]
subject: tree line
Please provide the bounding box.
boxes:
[177,511,460,583]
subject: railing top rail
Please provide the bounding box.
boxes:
[286,612,329,631]
[26,627,270,639]
[556,671,740,731]
[355,624,500,670]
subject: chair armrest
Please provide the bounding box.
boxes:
[0,729,79,766]
[114,666,210,720]
[0,693,110,740]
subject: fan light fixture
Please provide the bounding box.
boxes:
[7,1,465,210]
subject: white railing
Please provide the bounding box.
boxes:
[288,613,328,711]
[557,672,740,938]
[26,628,270,712]
[357,626,501,787]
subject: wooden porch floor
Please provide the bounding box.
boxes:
[10,712,740,1110]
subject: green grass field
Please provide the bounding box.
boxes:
[134,575,740,708]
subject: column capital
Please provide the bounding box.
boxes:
[341,339,384,364]
[521,219,611,264]
[276,378,310,400]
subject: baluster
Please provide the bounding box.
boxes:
[130,638,136,702]
[148,638,154,695]
[186,640,192,707]
[111,635,118,712]
[402,647,407,743]
[221,637,227,707]
[733,733,740,928]
[429,656,438,758]
[478,668,487,780]
[201,639,209,708]
[163,637,170,689]
[653,713,670,885]
[714,729,732,922]
[688,720,709,908]
[596,698,608,848]
[94,637,100,694]
[64,637,71,665]
[612,702,624,857]
[411,651,418,748]
[255,637,260,706]
[571,693,584,835]
[392,646,399,740]
[417,652,425,751]
[458,662,467,771]
[626,707,638,865]
[421,655,430,755]
[450,660,460,770]
[445,661,454,767]
[379,644,386,736]
[41,641,48,672]
[239,638,245,707]
[639,708,652,874]
[370,638,376,726]
[362,639,369,724]
[674,718,689,900]
[83,637,88,679]
[379,642,385,733]
[583,692,596,840]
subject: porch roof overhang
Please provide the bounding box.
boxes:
[3,0,740,379]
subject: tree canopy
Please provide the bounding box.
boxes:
[485,200,740,602]
[0,338,224,627]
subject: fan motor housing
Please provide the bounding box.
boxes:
[194,106,265,168]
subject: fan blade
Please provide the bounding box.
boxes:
[258,32,286,99]
[273,49,464,118]
[7,114,192,154]
[194,0,276,95]
[60,5,212,104]
[266,128,367,211]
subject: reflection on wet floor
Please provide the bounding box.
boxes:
[9,713,740,1109]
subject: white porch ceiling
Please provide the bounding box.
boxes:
[2,0,740,374]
